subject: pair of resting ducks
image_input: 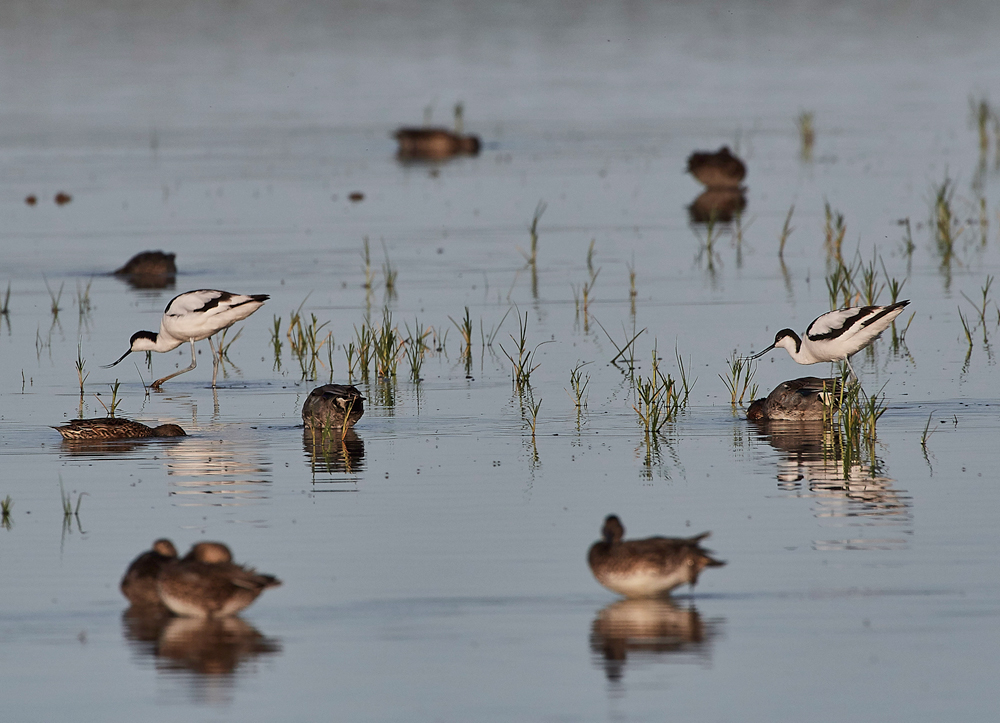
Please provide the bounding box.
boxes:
[122,516,722,619]
[54,384,365,440]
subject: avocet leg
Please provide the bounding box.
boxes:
[152,340,198,389]
[844,356,859,382]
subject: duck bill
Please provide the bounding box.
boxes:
[102,349,133,369]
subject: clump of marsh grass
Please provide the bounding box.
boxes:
[94,380,123,418]
[823,201,847,262]
[75,343,90,396]
[825,256,858,309]
[450,306,474,377]
[566,361,591,409]
[720,351,757,407]
[969,96,994,154]
[361,237,375,290]
[372,309,405,379]
[499,310,550,393]
[381,241,397,298]
[44,277,64,320]
[858,253,885,307]
[525,395,542,439]
[632,344,688,435]
[270,316,283,370]
[286,300,332,380]
[351,322,374,382]
[797,111,815,160]
[404,319,432,382]
[958,275,997,349]
[830,379,887,478]
[571,268,599,329]
[450,306,473,359]
[75,278,93,325]
[932,176,963,269]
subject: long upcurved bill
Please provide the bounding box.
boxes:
[102,349,133,369]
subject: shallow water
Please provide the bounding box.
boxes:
[3,1,1000,720]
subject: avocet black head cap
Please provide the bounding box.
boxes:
[102,330,158,368]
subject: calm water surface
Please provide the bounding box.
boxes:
[2,1,1000,720]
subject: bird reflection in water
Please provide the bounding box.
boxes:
[749,413,912,549]
[589,599,721,684]
[122,607,281,695]
[303,428,366,477]
[688,188,747,224]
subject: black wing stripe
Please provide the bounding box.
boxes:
[807,307,875,341]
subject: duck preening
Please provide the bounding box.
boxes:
[746,377,842,422]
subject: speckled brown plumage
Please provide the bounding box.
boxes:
[302,384,365,430]
[120,539,179,608]
[588,515,724,598]
[156,542,281,618]
[686,146,746,189]
[54,417,187,440]
[394,128,481,159]
[746,377,842,422]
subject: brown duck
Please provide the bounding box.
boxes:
[686,146,746,189]
[302,384,365,430]
[54,417,187,440]
[588,515,724,598]
[746,377,842,422]
[394,128,481,160]
[157,542,281,618]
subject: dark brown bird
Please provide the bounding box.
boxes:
[394,128,481,160]
[746,377,842,422]
[686,146,746,189]
[120,539,179,607]
[302,384,365,430]
[588,515,724,598]
[114,250,177,278]
[54,417,187,440]
[157,542,281,618]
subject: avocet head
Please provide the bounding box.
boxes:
[751,329,800,360]
[102,330,158,368]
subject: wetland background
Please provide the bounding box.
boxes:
[2,0,1000,720]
